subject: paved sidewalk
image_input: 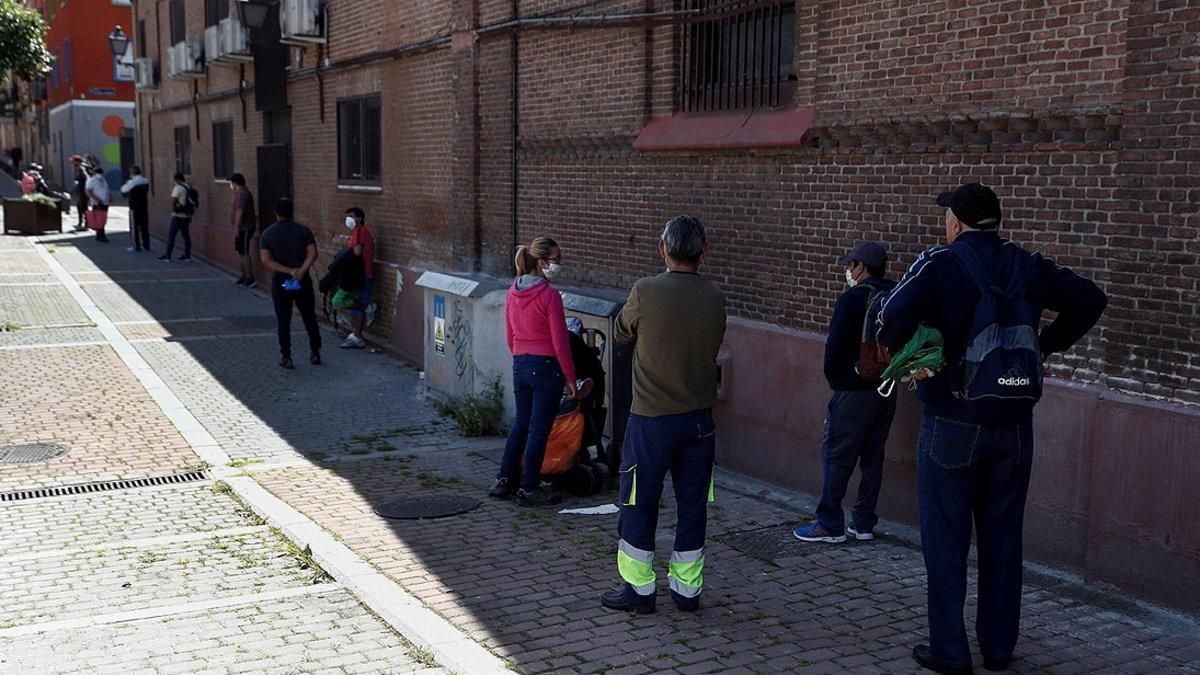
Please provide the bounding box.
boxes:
[2,211,1199,674]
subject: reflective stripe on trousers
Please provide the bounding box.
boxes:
[616,539,656,596]
[667,548,705,598]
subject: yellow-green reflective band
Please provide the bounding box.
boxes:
[618,551,655,592]
[708,469,715,503]
[621,465,637,506]
[668,549,704,597]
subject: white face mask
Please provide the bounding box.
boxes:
[543,262,562,279]
[345,216,357,230]
[845,268,858,288]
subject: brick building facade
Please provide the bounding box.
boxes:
[133,0,1200,612]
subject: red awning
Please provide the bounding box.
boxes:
[633,106,815,151]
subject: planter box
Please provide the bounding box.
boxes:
[2,199,63,235]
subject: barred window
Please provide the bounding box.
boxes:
[174,126,192,176]
[169,0,186,44]
[337,95,382,184]
[212,121,234,179]
[680,0,796,112]
[205,0,229,27]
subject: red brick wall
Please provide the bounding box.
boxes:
[134,0,1199,406]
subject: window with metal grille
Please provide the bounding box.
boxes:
[205,0,228,27]
[174,125,192,176]
[212,121,234,178]
[337,95,382,184]
[169,0,186,44]
[679,0,797,112]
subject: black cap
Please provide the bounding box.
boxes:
[837,241,889,268]
[936,183,1002,230]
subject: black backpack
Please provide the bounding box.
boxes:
[181,184,199,216]
[951,241,1043,402]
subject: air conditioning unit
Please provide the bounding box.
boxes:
[166,41,204,79]
[280,0,325,45]
[204,25,226,64]
[219,17,252,62]
[134,58,159,90]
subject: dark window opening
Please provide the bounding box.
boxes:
[679,0,797,112]
[337,95,382,184]
[174,125,192,176]
[169,0,187,44]
[212,121,234,179]
[137,19,147,58]
[205,0,228,27]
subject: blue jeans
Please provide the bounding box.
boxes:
[498,355,565,491]
[165,216,191,257]
[918,413,1033,666]
[816,390,897,534]
[617,410,716,597]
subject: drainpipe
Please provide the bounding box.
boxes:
[510,0,519,258]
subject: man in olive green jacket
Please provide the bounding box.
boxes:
[601,214,727,615]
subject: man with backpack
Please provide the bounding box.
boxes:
[793,241,897,545]
[877,183,1106,674]
[160,173,196,261]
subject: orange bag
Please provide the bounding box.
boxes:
[521,409,585,475]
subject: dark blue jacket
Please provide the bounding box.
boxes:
[824,276,896,391]
[877,230,1106,424]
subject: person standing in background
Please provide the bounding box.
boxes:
[70,155,89,232]
[121,167,151,252]
[84,161,111,243]
[229,173,257,287]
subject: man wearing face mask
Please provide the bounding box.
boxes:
[339,207,377,349]
[793,241,898,545]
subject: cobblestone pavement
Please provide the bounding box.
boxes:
[3,211,1199,673]
[0,213,445,674]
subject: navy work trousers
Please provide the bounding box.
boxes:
[918,413,1033,667]
[815,389,897,534]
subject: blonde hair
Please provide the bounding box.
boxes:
[514,237,558,276]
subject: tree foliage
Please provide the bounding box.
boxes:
[0,0,52,80]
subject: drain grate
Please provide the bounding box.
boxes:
[0,471,207,502]
[373,495,480,520]
[717,524,810,563]
[0,442,70,466]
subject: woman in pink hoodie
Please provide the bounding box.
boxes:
[490,237,578,506]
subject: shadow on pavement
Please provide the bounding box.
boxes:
[31,215,1200,675]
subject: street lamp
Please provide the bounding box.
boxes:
[238,0,274,30]
[108,26,131,58]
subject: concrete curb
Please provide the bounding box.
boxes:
[222,476,509,675]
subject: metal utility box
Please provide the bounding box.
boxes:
[560,287,633,468]
[415,271,509,405]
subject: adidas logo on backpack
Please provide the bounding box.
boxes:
[997,368,1032,388]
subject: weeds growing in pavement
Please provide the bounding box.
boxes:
[435,378,506,437]
[408,646,438,668]
[282,540,333,584]
[0,322,20,332]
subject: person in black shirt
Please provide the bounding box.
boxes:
[793,241,898,545]
[878,183,1106,674]
[70,155,89,232]
[120,166,151,252]
[259,198,322,369]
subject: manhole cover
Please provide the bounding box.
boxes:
[718,524,807,563]
[373,495,479,520]
[0,443,70,466]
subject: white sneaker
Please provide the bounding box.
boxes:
[846,524,874,541]
[339,334,366,349]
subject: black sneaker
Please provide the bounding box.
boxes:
[157,255,171,262]
[982,657,1010,672]
[670,589,700,612]
[912,645,973,674]
[178,255,192,261]
[309,352,321,366]
[517,488,561,507]
[279,356,295,369]
[488,478,516,499]
[600,585,655,614]
[235,277,247,286]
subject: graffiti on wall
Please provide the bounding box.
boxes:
[451,298,472,380]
